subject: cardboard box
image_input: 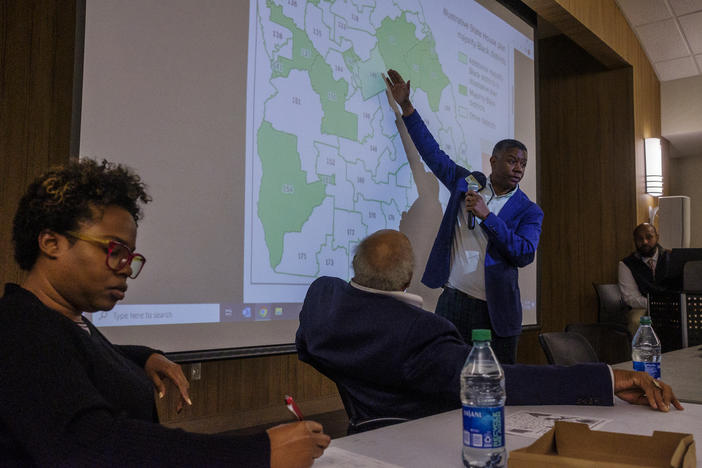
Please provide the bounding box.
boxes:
[508,421,696,468]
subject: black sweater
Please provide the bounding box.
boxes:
[0,284,269,467]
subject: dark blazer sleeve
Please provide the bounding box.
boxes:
[504,363,614,406]
[400,312,471,405]
[400,313,614,407]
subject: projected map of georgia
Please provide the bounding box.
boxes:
[244,0,533,303]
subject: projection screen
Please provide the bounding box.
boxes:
[78,0,538,356]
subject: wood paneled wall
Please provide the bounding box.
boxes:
[523,0,662,225]
[515,0,661,364]
[157,355,341,434]
[517,35,637,364]
[0,0,79,288]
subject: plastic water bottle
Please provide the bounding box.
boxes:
[632,316,661,379]
[461,329,506,468]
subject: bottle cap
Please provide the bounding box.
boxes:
[640,315,652,325]
[472,329,491,341]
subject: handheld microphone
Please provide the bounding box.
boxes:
[465,173,485,230]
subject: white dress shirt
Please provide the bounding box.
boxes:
[446,180,516,299]
[349,281,424,308]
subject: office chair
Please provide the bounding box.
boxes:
[592,283,627,324]
[565,323,632,364]
[683,260,702,292]
[682,261,702,347]
[335,384,408,434]
[538,332,600,366]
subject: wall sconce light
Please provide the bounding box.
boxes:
[645,137,663,196]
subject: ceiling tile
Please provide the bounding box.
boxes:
[636,19,689,61]
[679,11,702,54]
[654,56,699,81]
[616,0,672,26]
[668,0,702,16]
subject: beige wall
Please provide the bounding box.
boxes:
[662,75,702,248]
[662,75,702,140]
[669,157,702,248]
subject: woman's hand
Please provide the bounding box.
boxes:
[268,421,331,468]
[144,353,192,413]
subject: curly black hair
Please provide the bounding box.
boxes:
[12,159,151,271]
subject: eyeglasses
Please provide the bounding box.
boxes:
[64,231,146,279]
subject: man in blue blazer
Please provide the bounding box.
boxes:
[385,69,543,364]
[296,230,680,428]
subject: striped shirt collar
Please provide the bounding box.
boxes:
[75,317,91,335]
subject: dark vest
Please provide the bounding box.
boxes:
[622,245,670,296]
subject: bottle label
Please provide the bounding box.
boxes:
[633,361,661,379]
[462,405,504,449]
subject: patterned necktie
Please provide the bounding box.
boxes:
[648,258,655,278]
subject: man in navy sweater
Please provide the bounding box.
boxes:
[384,69,542,364]
[296,230,681,428]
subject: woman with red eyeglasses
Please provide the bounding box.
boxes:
[0,159,329,467]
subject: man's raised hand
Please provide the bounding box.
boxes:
[384,69,414,116]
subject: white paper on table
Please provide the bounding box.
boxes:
[505,411,611,438]
[314,446,404,468]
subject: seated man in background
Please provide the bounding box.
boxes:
[296,229,682,425]
[1,159,329,468]
[618,223,671,334]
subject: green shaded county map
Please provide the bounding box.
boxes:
[245,0,518,297]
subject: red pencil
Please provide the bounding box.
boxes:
[284,394,304,420]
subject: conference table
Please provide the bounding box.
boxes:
[613,345,702,404]
[318,348,702,467]
[321,398,702,467]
